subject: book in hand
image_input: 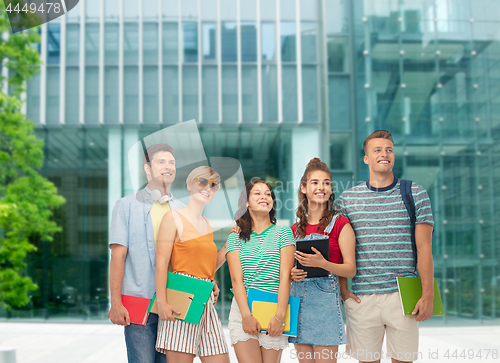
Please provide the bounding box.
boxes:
[396,277,445,316]
[108,295,151,326]
[149,289,194,320]
[295,237,330,278]
[149,272,214,325]
[247,288,300,337]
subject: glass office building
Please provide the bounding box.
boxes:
[3,0,499,324]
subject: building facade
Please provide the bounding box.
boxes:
[3,0,499,324]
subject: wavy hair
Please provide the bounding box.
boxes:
[295,158,337,239]
[234,179,277,242]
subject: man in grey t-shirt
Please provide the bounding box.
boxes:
[338,130,434,363]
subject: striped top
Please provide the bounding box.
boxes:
[226,224,295,294]
[336,178,434,295]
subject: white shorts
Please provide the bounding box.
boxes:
[156,292,228,357]
[344,292,419,362]
[228,297,289,351]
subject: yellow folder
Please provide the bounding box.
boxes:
[252,301,290,332]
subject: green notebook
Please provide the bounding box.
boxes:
[396,277,445,316]
[149,272,214,325]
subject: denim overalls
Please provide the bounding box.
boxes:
[289,215,347,346]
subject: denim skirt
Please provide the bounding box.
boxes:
[288,274,346,346]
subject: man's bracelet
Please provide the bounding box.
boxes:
[274,315,285,327]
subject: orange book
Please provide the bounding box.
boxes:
[108,295,151,326]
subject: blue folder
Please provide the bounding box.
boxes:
[247,288,300,337]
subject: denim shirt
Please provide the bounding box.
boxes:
[109,188,184,299]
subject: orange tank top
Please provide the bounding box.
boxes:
[170,212,217,280]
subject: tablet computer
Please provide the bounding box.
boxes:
[295,238,330,278]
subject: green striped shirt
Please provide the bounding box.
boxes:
[226,224,295,294]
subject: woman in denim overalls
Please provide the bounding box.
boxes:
[289,158,356,363]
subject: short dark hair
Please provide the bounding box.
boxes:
[143,144,174,165]
[363,130,393,154]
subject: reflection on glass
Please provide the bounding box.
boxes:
[280,0,295,21]
[105,0,118,19]
[300,0,317,20]
[240,0,256,21]
[328,76,350,131]
[201,0,217,20]
[203,23,217,61]
[182,66,199,121]
[85,24,99,66]
[202,66,218,123]
[144,67,159,124]
[327,36,348,72]
[65,67,79,124]
[281,22,296,62]
[325,0,347,33]
[182,0,197,18]
[282,65,297,122]
[46,67,60,124]
[124,23,139,65]
[183,22,198,62]
[222,66,238,122]
[301,23,316,63]
[163,0,178,19]
[144,23,159,65]
[86,0,100,20]
[242,66,258,123]
[221,0,237,20]
[261,23,276,61]
[143,0,158,20]
[260,0,276,21]
[262,65,278,121]
[105,23,119,65]
[163,66,179,123]
[124,0,138,19]
[124,66,139,124]
[302,66,317,123]
[222,22,237,62]
[241,23,257,62]
[104,67,119,124]
[163,22,179,63]
[47,24,60,65]
[85,67,99,124]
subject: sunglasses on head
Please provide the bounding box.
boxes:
[195,177,220,193]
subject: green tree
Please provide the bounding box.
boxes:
[0,6,65,310]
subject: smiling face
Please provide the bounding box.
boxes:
[363,138,395,175]
[144,150,176,185]
[247,182,274,215]
[188,177,217,204]
[300,170,332,211]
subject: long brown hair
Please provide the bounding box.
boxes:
[295,158,337,239]
[234,179,277,242]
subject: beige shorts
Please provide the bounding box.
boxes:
[228,297,289,351]
[344,292,419,362]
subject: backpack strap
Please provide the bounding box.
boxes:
[400,179,417,267]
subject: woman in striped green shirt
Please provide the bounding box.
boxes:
[226,179,295,363]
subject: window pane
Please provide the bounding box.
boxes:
[144,66,159,124]
[328,76,350,131]
[202,66,218,123]
[183,22,198,62]
[86,0,100,20]
[47,24,60,65]
[242,66,258,123]
[327,36,348,72]
[261,23,276,62]
[240,0,256,21]
[67,0,81,21]
[85,24,99,66]
[281,22,296,62]
[85,67,99,124]
[301,22,316,63]
[124,0,138,19]
[203,23,216,61]
[163,66,179,123]
[182,66,198,121]
[124,66,139,124]
[67,24,80,66]
[163,22,179,63]
[105,23,119,65]
[162,0,178,19]
[280,0,295,21]
[302,65,317,123]
[221,0,236,20]
[182,0,197,19]
[27,73,40,124]
[262,65,278,122]
[65,67,79,124]
[300,0,317,20]
[241,23,257,62]
[201,0,217,20]
[222,65,238,123]
[105,0,119,19]
[222,22,237,62]
[144,23,159,65]
[282,65,297,122]
[143,0,158,20]
[261,0,276,21]
[124,23,139,65]
[325,0,347,33]
[46,67,60,124]
[104,66,119,124]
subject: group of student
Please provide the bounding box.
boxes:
[109,130,435,363]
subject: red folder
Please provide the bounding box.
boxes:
[108,295,151,326]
